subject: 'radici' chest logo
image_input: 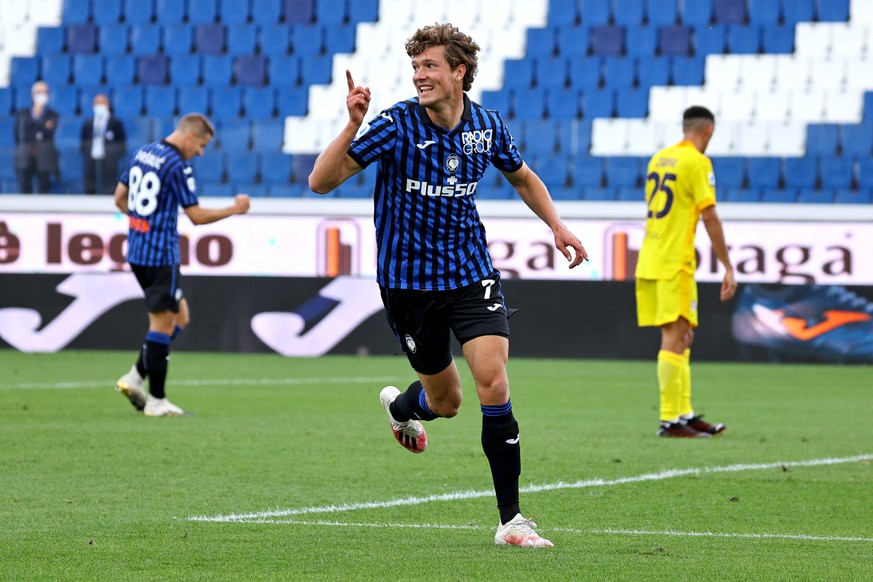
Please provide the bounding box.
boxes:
[461,129,492,155]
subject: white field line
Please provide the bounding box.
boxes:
[213,519,873,543]
[0,377,399,390]
[188,454,873,523]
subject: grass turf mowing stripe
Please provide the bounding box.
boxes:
[187,453,873,523]
[0,376,399,390]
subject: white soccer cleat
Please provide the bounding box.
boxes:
[115,366,146,412]
[380,386,427,453]
[495,514,554,548]
[144,395,187,417]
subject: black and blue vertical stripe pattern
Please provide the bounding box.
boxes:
[348,95,523,291]
[120,140,199,266]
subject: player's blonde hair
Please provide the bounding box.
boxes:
[177,113,215,138]
[405,23,479,92]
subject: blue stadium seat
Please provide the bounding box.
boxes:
[284,0,315,24]
[590,26,624,56]
[291,153,318,182]
[136,55,169,85]
[625,25,657,58]
[219,119,251,151]
[191,151,225,182]
[648,0,680,25]
[526,27,557,58]
[98,24,129,56]
[724,187,761,202]
[252,0,282,23]
[748,0,780,24]
[51,86,80,116]
[169,55,201,86]
[711,157,745,187]
[238,183,269,197]
[276,87,308,115]
[202,55,233,86]
[210,86,242,118]
[228,24,258,55]
[242,87,275,118]
[616,88,648,117]
[820,158,854,188]
[347,0,378,23]
[195,24,226,55]
[658,25,692,56]
[150,116,176,140]
[480,90,511,113]
[222,0,250,24]
[187,0,218,24]
[314,0,346,24]
[569,57,602,89]
[858,160,873,189]
[546,88,581,119]
[746,157,781,188]
[782,0,814,25]
[521,119,557,155]
[299,55,332,85]
[130,25,162,55]
[682,0,712,26]
[259,24,291,55]
[259,152,292,184]
[58,150,85,192]
[568,119,592,155]
[762,25,795,53]
[550,0,579,24]
[864,93,873,123]
[605,157,642,187]
[37,27,65,55]
[671,56,705,85]
[0,88,13,116]
[727,26,761,54]
[178,86,209,115]
[55,116,81,149]
[615,187,640,201]
[201,181,235,196]
[73,54,104,86]
[292,24,324,57]
[41,55,71,86]
[235,55,268,86]
[797,188,835,203]
[761,187,797,203]
[503,59,535,90]
[92,0,122,24]
[105,55,135,85]
[536,56,568,88]
[124,0,154,24]
[112,86,144,117]
[336,184,371,198]
[636,56,670,88]
[806,124,839,157]
[840,125,873,159]
[155,0,186,24]
[267,55,299,87]
[225,151,258,183]
[557,25,588,56]
[268,184,303,197]
[324,24,356,53]
[835,189,871,204]
[581,0,611,26]
[144,86,177,117]
[163,25,194,55]
[67,24,98,54]
[580,187,614,200]
[572,157,604,187]
[475,183,512,200]
[512,87,546,120]
[818,0,849,22]
[251,119,284,152]
[784,157,819,188]
[713,0,745,24]
[0,118,14,147]
[694,24,726,55]
[603,57,635,88]
[613,0,645,25]
[551,187,583,201]
[63,0,91,24]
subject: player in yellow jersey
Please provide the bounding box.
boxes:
[635,106,737,438]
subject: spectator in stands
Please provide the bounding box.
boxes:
[13,81,60,194]
[309,23,588,548]
[80,93,126,195]
[635,106,737,439]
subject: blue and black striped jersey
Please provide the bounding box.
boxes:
[119,140,199,266]
[348,95,523,290]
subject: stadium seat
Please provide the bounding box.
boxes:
[530,156,570,189]
[761,187,797,203]
[73,54,104,86]
[252,0,282,23]
[155,0,185,24]
[194,24,225,55]
[259,24,290,55]
[259,151,292,184]
[797,188,835,203]
[187,0,217,24]
[615,88,648,118]
[671,56,705,85]
[584,88,615,119]
[713,0,745,24]
[276,87,308,115]
[251,115,286,153]
[784,157,819,188]
[169,55,201,86]
[858,159,873,188]
[292,24,324,57]
[234,55,268,86]
[191,151,225,182]
[659,25,692,56]
[723,187,761,202]
[41,54,71,86]
[580,187,614,200]
[521,119,557,154]
[324,24,356,54]
[613,0,644,25]
[222,0,250,24]
[201,181,235,196]
[503,59,535,90]
[572,157,604,187]
[225,151,258,184]
[512,87,546,121]
[841,124,873,158]
[210,86,242,118]
[58,150,85,192]
[242,87,275,118]
[604,157,642,187]
[0,88,12,116]
[50,86,79,116]
[820,158,854,188]
[55,116,81,149]
[625,25,657,58]
[818,0,849,22]
[590,26,624,56]
[557,25,588,56]
[284,0,315,24]
[546,87,581,119]
[144,86,177,117]
[526,27,557,58]
[481,89,511,113]
[581,0,611,26]
[299,55,332,85]
[66,23,98,54]
[112,86,144,117]
[762,25,795,54]
[150,116,176,140]
[727,26,762,54]
[178,86,209,116]
[569,57,602,90]
[36,26,65,55]
[267,184,302,197]
[694,24,727,55]
[681,0,712,25]
[267,55,299,88]
[62,0,90,24]
[92,0,122,24]
[782,0,815,26]
[537,56,568,88]
[834,188,871,204]
[636,56,670,89]
[648,0,679,25]
[805,124,840,157]
[202,55,233,86]
[163,25,194,55]
[603,57,635,88]
[712,157,745,187]
[314,0,346,24]
[97,24,128,56]
[746,157,781,188]
[347,0,377,23]
[123,0,154,25]
[748,0,780,25]
[136,55,169,85]
[228,24,258,55]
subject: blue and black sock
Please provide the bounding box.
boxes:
[481,401,521,525]
[135,326,182,377]
[143,331,171,399]
[389,381,438,422]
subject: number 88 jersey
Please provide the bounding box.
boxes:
[120,140,199,266]
[635,140,717,280]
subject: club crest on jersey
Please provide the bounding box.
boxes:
[405,334,417,353]
[461,129,492,155]
[445,153,460,174]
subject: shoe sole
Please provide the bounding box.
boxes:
[116,382,146,412]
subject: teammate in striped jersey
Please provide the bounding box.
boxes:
[309,23,587,547]
[113,114,250,417]
[635,106,737,438]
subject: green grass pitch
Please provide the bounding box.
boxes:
[1,350,871,580]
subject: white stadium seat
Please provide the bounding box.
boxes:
[705,54,744,91]
[795,23,833,58]
[768,122,806,157]
[755,90,791,122]
[824,90,864,123]
[773,56,811,92]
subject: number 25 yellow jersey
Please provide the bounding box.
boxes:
[635,140,717,280]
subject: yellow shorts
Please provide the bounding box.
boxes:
[636,272,699,328]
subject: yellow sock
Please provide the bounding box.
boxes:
[679,349,693,418]
[657,350,685,422]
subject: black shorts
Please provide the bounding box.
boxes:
[380,273,513,376]
[131,264,183,313]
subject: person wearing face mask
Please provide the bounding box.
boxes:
[80,93,127,195]
[13,81,60,194]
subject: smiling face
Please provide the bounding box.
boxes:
[411,45,465,109]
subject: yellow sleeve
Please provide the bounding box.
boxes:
[693,155,717,210]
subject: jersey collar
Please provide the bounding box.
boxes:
[416,94,473,134]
